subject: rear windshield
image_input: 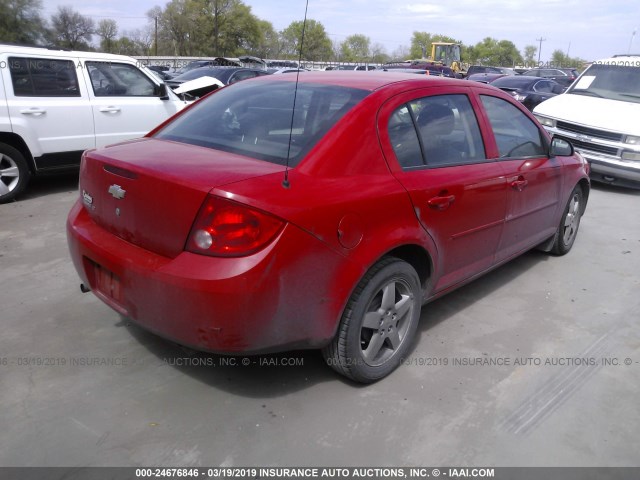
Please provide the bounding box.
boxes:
[155,80,369,166]
[568,64,640,104]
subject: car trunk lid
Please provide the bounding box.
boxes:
[80,138,284,258]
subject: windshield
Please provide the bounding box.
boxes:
[568,64,640,103]
[155,80,369,166]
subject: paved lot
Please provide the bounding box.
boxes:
[1,175,639,467]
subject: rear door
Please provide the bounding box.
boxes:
[83,60,182,148]
[3,54,94,169]
[478,94,563,262]
[379,87,508,292]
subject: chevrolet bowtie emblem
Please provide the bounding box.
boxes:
[108,184,126,199]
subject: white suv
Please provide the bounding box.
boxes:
[533,55,640,189]
[0,45,188,203]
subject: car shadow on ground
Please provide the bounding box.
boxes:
[123,248,551,396]
[590,181,640,196]
[17,172,79,201]
[413,249,548,338]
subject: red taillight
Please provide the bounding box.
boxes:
[186,195,284,257]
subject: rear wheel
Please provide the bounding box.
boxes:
[322,257,421,383]
[551,185,583,255]
[0,143,30,204]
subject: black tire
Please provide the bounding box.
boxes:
[0,143,31,204]
[550,185,584,255]
[322,257,422,383]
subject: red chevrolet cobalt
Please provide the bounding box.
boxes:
[67,72,589,383]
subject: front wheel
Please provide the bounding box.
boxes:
[0,143,31,204]
[550,185,584,255]
[322,257,422,383]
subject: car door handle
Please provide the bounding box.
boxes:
[99,106,121,113]
[427,194,456,211]
[510,177,528,191]
[20,108,46,115]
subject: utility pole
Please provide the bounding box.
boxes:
[536,37,546,64]
[629,30,637,54]
[155,16,158,56]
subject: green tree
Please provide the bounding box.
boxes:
[340,34,370,62]
[0,0,45,45]
[523,45,537,65]
[97,19,118,53]
[280,19,332,61]
[550,49,586,69]
[217,1,260,56]
[252,20,280,58]
[468,37,523,66]
[48,6,94,50]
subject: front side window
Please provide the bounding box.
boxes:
[9,57,79,97]
[480,95,546,158]
[86,62,156,97]
[155,81,368,166]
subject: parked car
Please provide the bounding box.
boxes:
[489,75,564,110]
[0,44,190,203]
[167,58,241,78]
[381,62,455,77]
[67,71,590,383]
[534,55,640,188]
[466,73,507,83]
[266,67,309,74]
[523,68,579,88]
[466,65,516,77]
[165,67,270,97]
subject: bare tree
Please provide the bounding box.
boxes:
[96,19,118,53]
[48,6,94,50]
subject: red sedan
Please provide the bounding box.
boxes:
[67,72,590,383]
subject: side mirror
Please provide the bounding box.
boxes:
[157,83,169,100]
[549,136,574,157]
[552,84,565,94]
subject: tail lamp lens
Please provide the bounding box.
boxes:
[187,195,284,257]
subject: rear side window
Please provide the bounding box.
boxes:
[480,95,546,158]
[388,94,486,169]
[86,62,156,97]
[155,81,368,166]
[9,57,79,97]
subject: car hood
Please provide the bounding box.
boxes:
[534,93,640,134]
[173,76,226,94]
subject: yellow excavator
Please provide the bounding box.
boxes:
[430,42,466,75]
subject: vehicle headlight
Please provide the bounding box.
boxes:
[625,135,640,145]
[534,115,555,128]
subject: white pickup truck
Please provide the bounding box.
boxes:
[0,45,190,203]
[533,55,640,189]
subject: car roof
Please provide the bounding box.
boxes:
[0,43,140,63]
[171,66,261,82]
[252,70,465,91]
[596,55,640,66]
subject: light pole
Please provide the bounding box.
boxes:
[629,30,637,54]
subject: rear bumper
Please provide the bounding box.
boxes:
[66,200,353,354]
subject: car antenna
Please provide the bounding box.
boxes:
[282,0,309,189]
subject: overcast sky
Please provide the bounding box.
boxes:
[41,0,640,62]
